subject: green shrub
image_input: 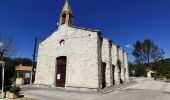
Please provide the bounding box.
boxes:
[166,80,170,83]
[166,74,170,79]
[3,86,12,92]
[9,86,20,93]
[156,76,166,78]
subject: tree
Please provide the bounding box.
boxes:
[129,62,147,77]
[143,39,165,67]
[13,58,32,66]
[132,41,144,64]
[0,33,18,60]
[0,57,15,89]
[0,57,33,89]
[151,58,170,76]
[132,39,165,69]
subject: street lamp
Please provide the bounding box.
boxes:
[0,61,5,100]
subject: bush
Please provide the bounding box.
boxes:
[167,80,170,83]
[9,86,20,93]
[166,74,170,79]
[3,86,12,92]
[155,76,166,78]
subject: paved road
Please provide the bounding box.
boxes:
[88,78,170,100]
[21,78,170,100]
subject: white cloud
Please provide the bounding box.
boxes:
[125,44,131,48]
[0,42,3,47]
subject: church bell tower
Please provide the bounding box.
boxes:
[59,0,73,27]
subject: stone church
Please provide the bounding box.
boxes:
[35,0,129,91]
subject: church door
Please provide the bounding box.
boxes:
[56,56,67,87]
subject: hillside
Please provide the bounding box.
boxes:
[129,58,170,77]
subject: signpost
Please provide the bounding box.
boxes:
[0,61,5,100]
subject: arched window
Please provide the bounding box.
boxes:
[61,13,66,25]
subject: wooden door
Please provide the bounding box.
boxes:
[56,57,67,87]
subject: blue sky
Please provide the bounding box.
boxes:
[0,0,170,62]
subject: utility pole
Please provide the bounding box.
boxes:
[30,37,38,84]
[0,61,5,100]
[0,42,3,61]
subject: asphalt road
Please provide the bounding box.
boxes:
[89,78,170,100]
[21,78,170,100]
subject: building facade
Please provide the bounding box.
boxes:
[35,0,129,91]
[15,65,33,84]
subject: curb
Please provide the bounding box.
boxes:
[99,81,138,94]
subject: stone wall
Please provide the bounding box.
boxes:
[118,48,125,83]
[97,36,103,89]
[35,25,129,90]
[111,44,120,85]
[124,52,129,82]
[35,25,100,89]
[101,38,113,87]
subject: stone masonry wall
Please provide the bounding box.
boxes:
[111,44,120,85]
[101,38,113,87]
[35,25,100,89]
[35,25,129,90]
[97,36,103,89]
[118,48,125,83]
[124,52,129,82]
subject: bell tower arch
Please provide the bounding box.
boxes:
[59,0,73,27]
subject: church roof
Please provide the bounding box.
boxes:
[62,0,73,15]
[69,26,101,34]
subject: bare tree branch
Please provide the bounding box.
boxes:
[0,33,19,60]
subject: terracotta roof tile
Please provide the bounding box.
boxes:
[16,66,32,71]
